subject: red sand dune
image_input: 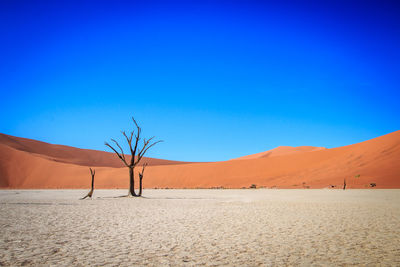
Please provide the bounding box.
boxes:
[231,146,326,160]
[0,133,187,168]
[0,131,399,189]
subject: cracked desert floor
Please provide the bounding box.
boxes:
[1,189,399,266]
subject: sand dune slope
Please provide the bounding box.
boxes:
[0,131,399,189]
[0,133,187,167]
[147,131,400,189]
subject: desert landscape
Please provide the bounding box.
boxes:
[1,131,399,265]
[1,131,399,190]
[2,0,400,266]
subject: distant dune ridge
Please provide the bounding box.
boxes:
[0,131,399,189]
[231,146,327,160]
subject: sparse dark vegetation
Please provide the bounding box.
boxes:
[344,174,361,190]
[370,183,376,187]
[105,117,162,197]
[249,184,257,189]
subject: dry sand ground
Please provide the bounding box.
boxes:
[0,189,399,266]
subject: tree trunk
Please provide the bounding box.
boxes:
[129,167,137,196]
[91,174,95,191]
[343,178,346,190]
[80,168,95,200]
[138,176,143,196]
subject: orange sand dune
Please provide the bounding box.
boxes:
[0,133,188,168]
[232,146,326,160]
[0,131,399,189]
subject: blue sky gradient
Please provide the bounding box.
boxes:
[0,0,399,161]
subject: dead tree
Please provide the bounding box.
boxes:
[138,163,147,197]
[105,117,162,197]
[343,178,346,190]
[81,168,95,199]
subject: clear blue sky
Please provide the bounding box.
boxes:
[0,0,399,162]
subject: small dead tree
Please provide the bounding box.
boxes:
[105,117,162,197]
[138,163,147,197]
[343,174,360,190]
[81,168,95,199]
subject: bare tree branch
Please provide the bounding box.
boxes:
[132,117,140,131]
[137,136,155,157]
[131,127,141,165]
[111,139,126,162]
[141,163,147,174]
[138,140,163,162]
[122,131,135,161]
[122,131,131,145]
[130,131,134,143]
[105,141,128,167]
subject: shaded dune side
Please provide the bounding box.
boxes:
[0,131,399,189]
[0,133,188,167]
[0,144,125,188]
